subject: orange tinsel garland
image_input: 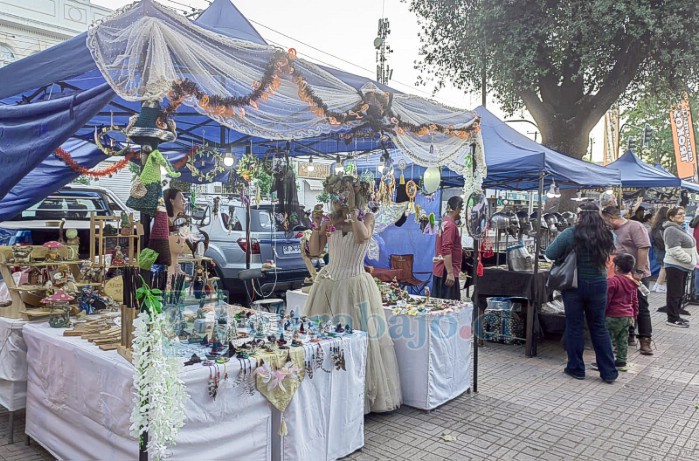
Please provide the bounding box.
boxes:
[54,147,138,178]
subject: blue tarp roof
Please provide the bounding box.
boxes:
[606,150,682,188]
[652,162,699,193]
[475,106,621,190]
[0,0,620,221]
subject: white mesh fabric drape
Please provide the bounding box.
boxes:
[87,0,361,140]
[86,0,485,190]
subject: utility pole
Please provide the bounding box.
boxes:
[374,18,393,84]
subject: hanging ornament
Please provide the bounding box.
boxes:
[423,166,441,194]
[405,180,418,215]
[397,159,407,185]
[186,144,226,183]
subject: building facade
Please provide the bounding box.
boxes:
[0,0,111,66]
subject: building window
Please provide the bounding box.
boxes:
[0,44,16,66]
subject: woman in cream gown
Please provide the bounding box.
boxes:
[305,177,402,413]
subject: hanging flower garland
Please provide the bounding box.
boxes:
[129,278,186,461]
[55,147,138,178]
[162,47,480,140]
[130,311,186,460]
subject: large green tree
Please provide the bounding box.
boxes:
[408,0,699,160]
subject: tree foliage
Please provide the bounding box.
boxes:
[408,0,699,158]
[620,94,699,176]
[619,95,676,173]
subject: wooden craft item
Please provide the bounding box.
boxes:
[104,276,124,303]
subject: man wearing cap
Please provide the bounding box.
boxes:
[432,196,464,300]
[602,206,654,355]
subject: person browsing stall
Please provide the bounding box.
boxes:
[432,196,464,300]
[545,202,618,383]
[601,206,653,355]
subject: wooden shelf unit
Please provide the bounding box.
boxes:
[89,212,142,271]
[0,246,83,319]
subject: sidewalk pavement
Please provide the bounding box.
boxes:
[2,291,697,461]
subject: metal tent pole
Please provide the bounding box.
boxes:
[472,236,479,393]
[526,173,544,357]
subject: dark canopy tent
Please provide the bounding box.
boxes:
[475,106,621,190]
[652,163,699,193]
[606,150,683,188]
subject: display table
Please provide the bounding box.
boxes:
[286,289,473,410]
[0,317,29,412]
[271,333,367,461]
[0,316,30,443]
[23,322,272,461]
[477,267,550,357]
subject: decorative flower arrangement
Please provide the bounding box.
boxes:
[130,279,186,461]
[236,154,259,183]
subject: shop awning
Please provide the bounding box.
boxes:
[302,179,324,191]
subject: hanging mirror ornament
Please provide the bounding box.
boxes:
[423,166,441,195]
[405,180,418,215]
[397,159,407,185]
[465,192,489,239]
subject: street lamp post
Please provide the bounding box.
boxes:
[504,119,540,141]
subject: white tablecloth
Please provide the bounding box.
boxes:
[0,317,30,411]
[271,333,367,461]
[286,289,473,410]
[23,322,272,461]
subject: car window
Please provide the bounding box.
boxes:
[17,193,109,221]
[227,206,284,232]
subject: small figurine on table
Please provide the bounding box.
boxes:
[112,246,126,266]
[120,213,132,236]
[78,285,97,315]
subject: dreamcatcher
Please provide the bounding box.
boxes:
[405,180,418,215]
[397,159,407,185]
[377,174,395,205]
[186,144,226,182]
[93,113,131,156]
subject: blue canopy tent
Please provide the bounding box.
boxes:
[475,106,621,190]
[652,163,699,193]
[346,106,625,190]
[0,0,482,217]
[606,150,683,188]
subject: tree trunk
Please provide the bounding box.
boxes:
[535,115,597,211]
[537,117,590,160]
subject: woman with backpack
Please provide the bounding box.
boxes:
[651,206,669,292]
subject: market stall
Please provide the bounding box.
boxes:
[286,286,473,410]
[23,319,367,461]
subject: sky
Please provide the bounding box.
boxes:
[92,0,605,160]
